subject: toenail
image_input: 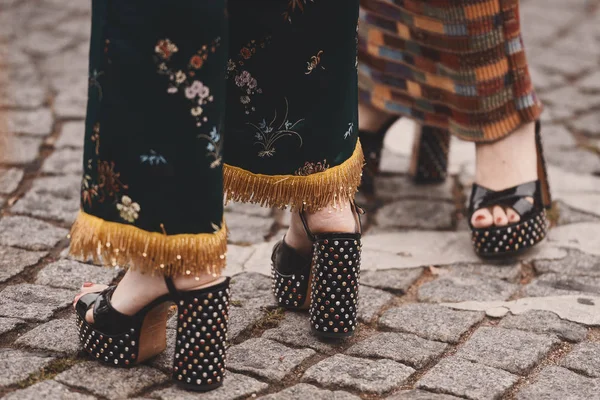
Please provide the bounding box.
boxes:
[83,282,93,287]
[475,215,486,221]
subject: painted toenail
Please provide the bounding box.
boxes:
[83,282,93,287]
[476,215,486,221]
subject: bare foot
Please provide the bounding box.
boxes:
[74,269,223,324]
[471,122,537,228]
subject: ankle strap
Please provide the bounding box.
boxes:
[164,277,180,300]
[298,200,364,240]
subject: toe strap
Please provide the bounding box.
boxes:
[91,287,133,333]
[470,181,540,217]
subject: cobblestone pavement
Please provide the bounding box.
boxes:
[0,0,599,399]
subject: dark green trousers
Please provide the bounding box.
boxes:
[70,0,363,277]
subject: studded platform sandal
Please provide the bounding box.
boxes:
[409,126,451,184]
[271,239,313,310]
[359,117,397,196]
[469,121,552,258]
[75,277,230,392]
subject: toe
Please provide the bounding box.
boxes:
[85,308,95,324]
[506,208,521,223]
[492,206,509,226]
[471,208,493,228]
[72,284,109,308]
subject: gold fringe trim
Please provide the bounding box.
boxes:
[68,211,228,277]
[223,141,365,212]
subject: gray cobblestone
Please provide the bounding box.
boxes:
[386,390,462,400]
[418,274,518,303]
[524,273,600,297]
[5,109,53,136]
[12,175,81,223]
[55,121,85,148]
[0,317,24,336]
[0,167,24,195]
[556,200,600,225]
[0,216,68,251]
[35,259,120,290]
[0,348,55,386]
[41,148,84,175]
[0,283,74,321]
[358,285,395,323]
[15,317,80,355]
[152,372,268,400]
[374,175,454,202]
[516,366,600,400]
[417,357,518,400]
[346,332,447,369]
[3,380,96,400]
[561,342,600,377]
[444,262,521,283]
[361,268,423,294]
[230,273,275,309]
[55,362,169,399]
[571,112,600,138]
[534,249,600,277]
[229,307,265,341]
[226,212,273,245]
[0,246,46,283]
[0,135,43,164]
[303,354,414,395]
[228,338,315,381]
[499,310,588,342]
[375,200,454,230]
[379,304,484,343]
[260,383,360,400]
[262,311,338,353]
[456,327,559,375]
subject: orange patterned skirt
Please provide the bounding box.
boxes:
[358,0,542,142]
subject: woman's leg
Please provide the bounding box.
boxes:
[71,0,229,318]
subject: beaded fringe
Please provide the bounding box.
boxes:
[68,211,227,277]
[223,141,365,212]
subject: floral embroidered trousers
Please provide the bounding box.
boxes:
[70,0,363,277]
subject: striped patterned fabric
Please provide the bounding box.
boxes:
[358,0,542,142]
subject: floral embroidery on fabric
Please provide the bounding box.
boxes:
[140,150,167,165]
[305,50,324,75]
[344,122,354,139]
[155,38,220,127]
[197,126,223,168]
[91,123,101,155]
[295,159,329,176]
[283,0,315,23]
[81,175,99,207]
[97,161,128,203]
[89,69,105,100]
[226,38,270,115]
[248,97,304,158]
[117,195,141,223]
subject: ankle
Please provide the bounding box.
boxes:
[358,104,394,133]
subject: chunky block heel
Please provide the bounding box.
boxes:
[171,278,230,392]
[309,233,361,338]
[409,126,451,184]
[469,121,551,259]
[359,117,397,196]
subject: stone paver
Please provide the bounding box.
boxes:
[262,311,338,353]
[0,167,24,195]
[0,216,69,251]
[3,380,96,400]
[375,200,454,230]
[303,354,415,395]
[0,317,24,336]
[534,249,600,277]
[230,272,275,309]
[35,259,120,290]
[417,357,518,400]
[0,283,74,322]
[41,148,83,175]
[226,212,273,245]
[456,327,560,375]
[499,310,588,342]
[387,391,462,400]
[0,135,43,164]
[379,304,485,343]
[516,366,600,400]
[561,342,600,377]
[5,109,53,136]
[358,285,395,323]
[152,372,268,400]
[361,268,423,294]
[228,338,315,381]
[55,362,169,400]
[229,307,265,341]
[15,318,80,355]
[12,175,81,223]
[54,121,85,148]
[445,262,522,282]
[0,349,55,386]
[260,383,360,400]
[524,273,600,297]
[0,246,47,283]
[346,332,447,369]
[418,274,519,303]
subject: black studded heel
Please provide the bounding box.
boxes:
[469,121,551,258]
[75,277,230,392]
[271,240,312,310]
[303,203,364,339]
[359,117,397,196]
[170,278,230,391]
[409,125,451,184]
